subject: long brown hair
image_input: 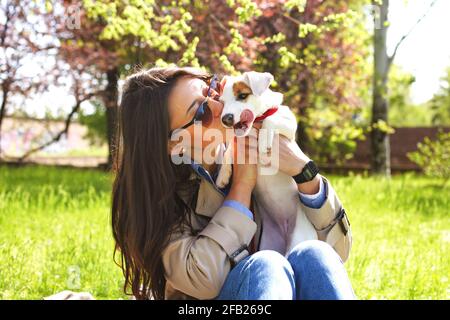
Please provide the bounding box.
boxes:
[112,66,211,300]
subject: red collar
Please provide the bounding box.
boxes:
[254,106,279,122]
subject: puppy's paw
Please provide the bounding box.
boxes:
[259,153,271,166]
[258,126,274,155]
[216,163,232,188]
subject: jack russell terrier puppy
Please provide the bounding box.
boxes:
[216,71,318,256]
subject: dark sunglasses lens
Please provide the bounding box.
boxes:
[194,103,205,121]
[208,76,218,96]
[195,101,212,127]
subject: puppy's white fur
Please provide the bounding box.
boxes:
[218,71,317,256]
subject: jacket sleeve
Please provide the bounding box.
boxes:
[162,206,257,300]
[299,176,352,262]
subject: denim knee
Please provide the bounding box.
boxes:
[220,250,295,300]
[286,240,355,300]
[287,240,341,268]
[248,250,292,272]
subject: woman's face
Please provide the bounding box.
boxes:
[168,76,227,156]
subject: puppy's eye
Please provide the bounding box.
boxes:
[237,93,249,100]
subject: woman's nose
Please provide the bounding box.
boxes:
[209,98,224,117]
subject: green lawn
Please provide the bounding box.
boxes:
[0,165,448,299]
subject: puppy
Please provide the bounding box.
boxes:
[217,71,317,256]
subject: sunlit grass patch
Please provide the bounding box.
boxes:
[0,166,448,299]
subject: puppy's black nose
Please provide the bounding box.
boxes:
[221,114,234,127]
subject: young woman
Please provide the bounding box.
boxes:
[111,66,355,300]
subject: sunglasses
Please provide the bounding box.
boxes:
[169,74,218,137]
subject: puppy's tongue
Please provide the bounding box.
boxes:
[240,109,255,124]
[233,109,254,136]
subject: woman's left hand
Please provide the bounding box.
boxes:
[260,134,309,176]
[260,134,321,194]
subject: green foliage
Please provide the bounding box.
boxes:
[78,100,108,146]
[407,131,450,184]
[305,107,366,162]
[389,104,433,127]
[429,67,450,126]
[261,32,286,44]
[223,29,245,57]
[387,65,450,127]
[178,36,200,67]
[388,65,433,127]
[277,46,299,68]
[372,119,395,134]
[82,0,198,66]
[76,0,372,161]
[229,0,262,23]
[284,0,307,12]
[359,64,434,128]
[92,1,192,51]
[253,1,371,161]
[297,23,318,38]
[1,166,448,299]
[218,54,238,75]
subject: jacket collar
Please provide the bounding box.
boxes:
[186,145,229,217]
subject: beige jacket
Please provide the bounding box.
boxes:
[162,175,352,300]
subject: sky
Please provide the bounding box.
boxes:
[387,0,450,104]
[13,0,450,117]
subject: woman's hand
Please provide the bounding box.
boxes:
[260,134,321,195]
[226,126,260,208]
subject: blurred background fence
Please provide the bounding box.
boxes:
[2,114,448,172]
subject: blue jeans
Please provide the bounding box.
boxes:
[216,240,356,300]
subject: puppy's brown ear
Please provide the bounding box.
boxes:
[244,71,274,96]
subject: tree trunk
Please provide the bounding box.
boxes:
[0,83,9,161]
[103,68,119,170]
[371,0,391,176]
[295,72,310,152]
[296,107,308,152]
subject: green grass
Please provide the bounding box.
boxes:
[0,166,449,299]
[0,165,126,299]
[335,173,450,299]
[38,146,108,158]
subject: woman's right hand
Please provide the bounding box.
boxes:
[226,126,260,208]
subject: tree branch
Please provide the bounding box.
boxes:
[207,21,219,53]
[18,92,96,162]
[388,0,439,67]
[209,13,231,38]
[0,1,17,47]
[281,13,302,26]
